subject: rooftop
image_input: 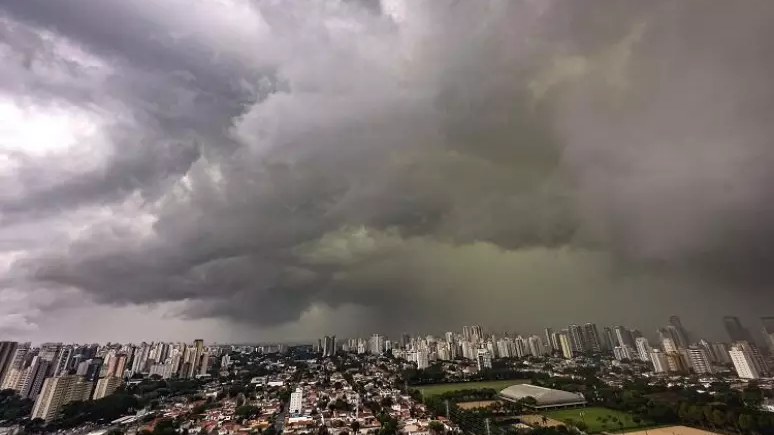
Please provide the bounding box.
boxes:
[499,384,586,407]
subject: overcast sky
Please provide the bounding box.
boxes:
[2,0,774,344]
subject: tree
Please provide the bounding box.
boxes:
[739,414,754,434]
[428,420,445,435]
[235,405,261,418]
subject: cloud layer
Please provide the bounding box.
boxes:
[2,0,774,341]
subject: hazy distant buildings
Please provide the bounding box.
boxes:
[724,316,754,344]
[761,316,774,352]
[568,325,585,353]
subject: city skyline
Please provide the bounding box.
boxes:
[2,0,774,343]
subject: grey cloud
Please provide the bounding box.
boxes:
[5,0,774,340]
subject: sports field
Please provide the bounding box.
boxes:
[544,407,645,433]
[417,380,530,397]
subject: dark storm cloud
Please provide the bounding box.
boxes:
[5,0,774,337]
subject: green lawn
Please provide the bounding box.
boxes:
[544,407,646,433]
[417,380,530,397]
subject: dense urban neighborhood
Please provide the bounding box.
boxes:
[3,317,774,435]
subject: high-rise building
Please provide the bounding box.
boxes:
[528,336,546,357]
[665,352,689,373]
[669,316,690,348]
[582,323,602,353]
[614,326,635,348]
[650,350,669,373]
[470,325,483,342]
[761,317,774,352]
[416,348,429,369]
[544,328,556,351]
[602,327,615,351]
[93,377,122,400]
[711,342,731,364]
[558,331,573,359]
[635,337,652,362]
[289,388,304,415]
[106,354,127,378]
[730,343,761,379]
[662,337,679,354]
[462,326,472,341]
[21,357,50,400]
[0,342,18,385]
[476,349,492,371]
[32,376,93,422]
[613,346,635,361]
[52,346,74,377]
[322,336,337,357]
[568,324,585,353]
[724,316,754,344]
[369,334,383,355]
[686,346,714,374]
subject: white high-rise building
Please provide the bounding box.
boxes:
[289,388,304,415]
[730,343,761,379]
[476,349,492,371]
[635,337,652,362]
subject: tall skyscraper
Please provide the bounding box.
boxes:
[558,331,573,359]
[32,376,93,422]
[544,328,556,351]
[602,327,616,351]
[568,324,586,353]
[322,336,337,357]
[614,326,635,348]
[21,357,50,400]
[730,343,761,379]
[761,317,774,352]
[527,336,546,357]
[582,323,602,353]
[476,349,492,370]
[0,342,18,384]
[93,376,122,400]
[669,316,690,348]
[686,346,714,374]
[369,334,383,354]
[650,350,669,373]
[635,337,652,362]
[724,316,754,343]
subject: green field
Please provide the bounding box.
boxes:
[417,380,530,397]
[544,407,646,433]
